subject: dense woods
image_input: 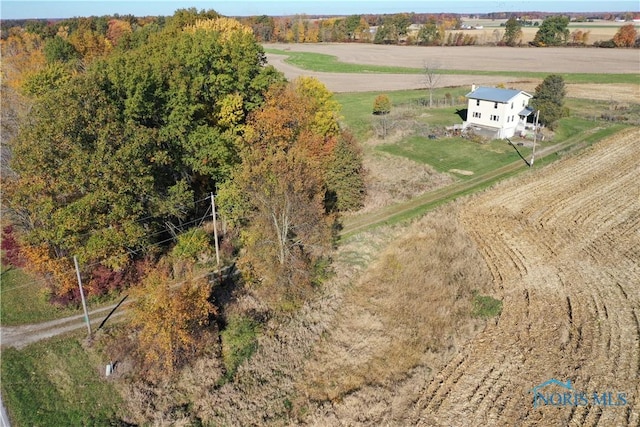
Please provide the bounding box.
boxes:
[1,8,365,382]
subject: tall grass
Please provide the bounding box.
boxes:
[300,204,494,402]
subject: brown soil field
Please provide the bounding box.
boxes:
[266,52,523,94]
[412,127,640,425]
[265,44,640,102]
[265,43,640,74]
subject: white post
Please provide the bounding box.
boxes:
[530,109,539,167]
[210,193,220,267]
[73,256,92,336]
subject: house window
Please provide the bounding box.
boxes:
[511,102,514,109]
[490,115,499,121]
[473,112,481,118]
[494,102,498,109]
[476,99,480,106]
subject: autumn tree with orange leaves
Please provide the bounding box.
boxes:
[613,24,638,47]
[219,78,364,310]
[129,267,216,380]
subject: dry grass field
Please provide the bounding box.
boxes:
[457,19,638,45]
[293,127,640,426]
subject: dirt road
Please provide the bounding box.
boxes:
[412,127,640,425]
[0,299,128,349]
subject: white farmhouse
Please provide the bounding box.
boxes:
[464,85,534,139]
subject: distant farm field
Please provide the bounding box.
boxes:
[264,43,640,74]
[264,43,640,101]
[455,18,640,44]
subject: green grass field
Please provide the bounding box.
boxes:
[1,334,123,426]
[0,268,83,325]
[379,136,532,177]
[266,49,640,84]
[335,89,469,140]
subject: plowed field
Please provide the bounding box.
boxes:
[413,128,640,425]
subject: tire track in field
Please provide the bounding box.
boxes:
[413,128,640,426]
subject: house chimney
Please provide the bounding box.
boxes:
[471,84,476,92]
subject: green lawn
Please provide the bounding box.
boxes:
[379,136,533,177]
[265,48,421,74]
[1,335,124,426]
[0,268,83,325]
[336,89,469,140]
[266,48,640,84]
[376,117,611,178]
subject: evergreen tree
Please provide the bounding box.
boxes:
[502,18,523,46]
[531,74,568,128]
[532,16,569,46]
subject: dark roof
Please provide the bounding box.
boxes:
[466,87,532,103]
[519,106,535,116]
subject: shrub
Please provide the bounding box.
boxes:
[1,225,25,268]
[220,314,259,381]
[171,228,213,262]
[372,94,391,115]
[472,292,503,318]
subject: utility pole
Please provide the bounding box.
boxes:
[530,109,540,167]
[73,256,92,336]
[210,192,220,267]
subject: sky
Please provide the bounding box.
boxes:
[1,0,638,20]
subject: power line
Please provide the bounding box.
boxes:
[1,204,216,293]
[54,195,212,246]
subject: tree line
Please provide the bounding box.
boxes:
[4,12,637,49]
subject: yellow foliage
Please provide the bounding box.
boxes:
[1,28,46,91]
[184,17,253,40]
[129,268,216,379]
[217,93,245,128]
[21,243,76,296]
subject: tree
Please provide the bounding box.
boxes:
[531,74,568,128]
[343,15,363,40]
[235,147,331,301]
[372,94,391,115]
[129,268,216,379]
[612,24,638,47]
[570,29,590,45]
[324,132,365,212]
[43,35,78,63]
[21,61,72,97]
[106,19,133,47]
[219,79,363,309]
[423,61,442,107]
[417,19,442,46]
[502,17,523,46]
[532,16,569,46]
